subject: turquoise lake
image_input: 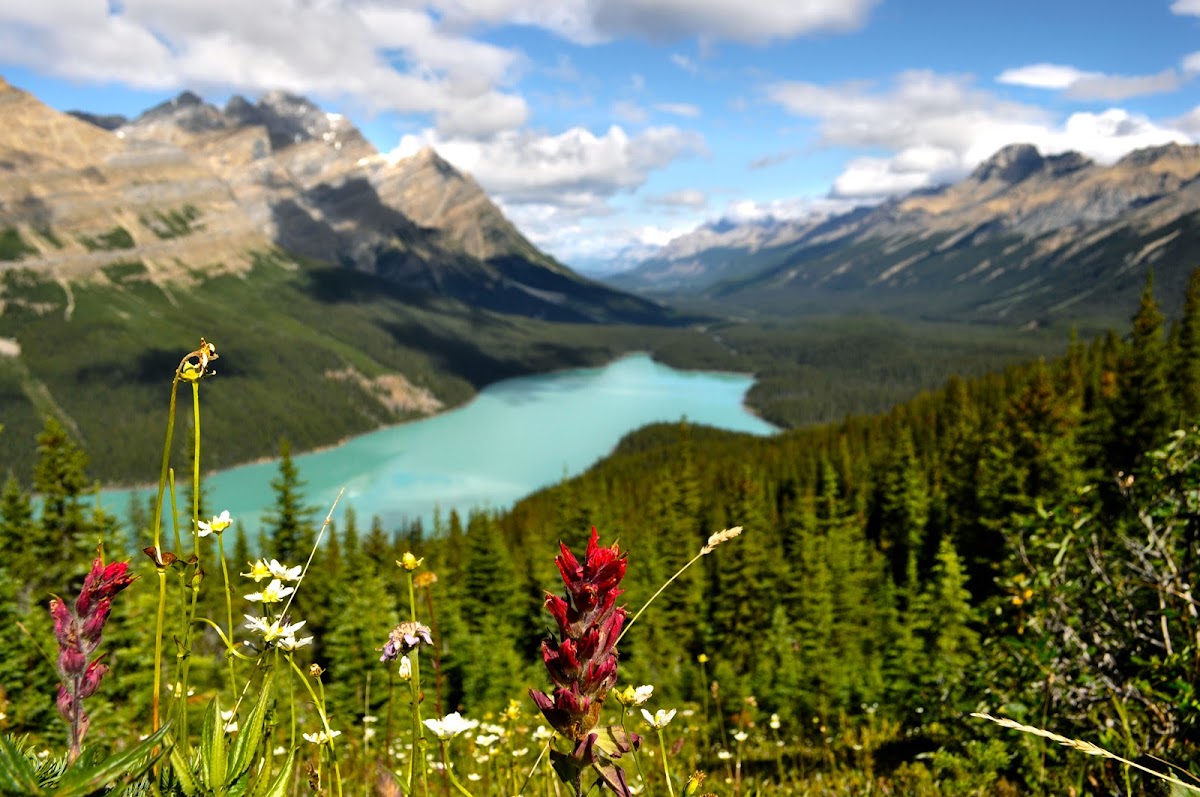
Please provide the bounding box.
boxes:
[105,354,775,532]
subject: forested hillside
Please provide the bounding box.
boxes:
[1,269,1198,794]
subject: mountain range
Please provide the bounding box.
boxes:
[612,142,1200,326]
[0,77,685,483]
[1,77,668,325]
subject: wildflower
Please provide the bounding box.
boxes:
[197,510,232,537]
[512,748,529,757]
[532,725,554,742]
[475,733,500,748]
[242,559,273,582]
[615,684,655,707]
[245,578,295,604]
[179,337,218,381]
[641,708,677,730]
[309,663,325,678]
[530,528,641,796]
[273,746,287,756]
[276,633,313,651]
[769,713,781,730]
[303,729,342,745]
[379,621,433,661]
[397,552,424,571]
[467,773,482,782]
[734,731,748,742]
[50,550,136,762]
[716,750,733,761]
[697,654,709,664]
[397,655,412,681]
[424,712,477,740]
[244,615,307,646]
[700,526,743,555]
[684,772,706,797]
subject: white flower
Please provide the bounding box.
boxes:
[641,708,677,729]
[716,749,733,760]
[276,634,313,651]
[769,713,781,730]
[224,720,239,734]
[245,578,295,604]
[467,773,482,782]
[512,748,528,757]
[273,746,287,756]
[532,725,553,742]
[269,559,303,582]
[245,615,307,645]
[734,731,748,742]
[398,655,412,681]
[364,727,376,741]
[242,559,273,582]
[423,712,478,740]
[303,729,342,745]
[631,685,655,705]
[475,734,500,748]
[197,510,232,537]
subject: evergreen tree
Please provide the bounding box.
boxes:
[264,438,317,564]
[1176,266,1200,421]
[31,417,96,590]
[1105,272,1173,473]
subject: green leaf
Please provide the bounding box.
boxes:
[227,670,274,784]
[201,694,228,792]
[54,723,172,797]
[0,733,45,796]
[168,736,200,797]
[256,749,295,797]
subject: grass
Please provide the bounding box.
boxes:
[140,206,202,240]
[0,227,37,261]
[77,226,135,252]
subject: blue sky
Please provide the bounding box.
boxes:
[2,0,1198,271]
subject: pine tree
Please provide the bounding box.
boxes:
[1176,266,1200,421]
[264,438,317,564]
[1105,272,1173,473]
[31,417,95,590]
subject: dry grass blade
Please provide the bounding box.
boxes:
[971,713,1200,794]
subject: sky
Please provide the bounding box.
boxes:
[1,1,1199,272]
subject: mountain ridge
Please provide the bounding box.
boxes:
[612,141,1200,325]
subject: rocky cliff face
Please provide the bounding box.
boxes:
[0,78,268,287]
[618,141,1200,324]
[3,80,670,324]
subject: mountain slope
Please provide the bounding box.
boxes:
[617,143,1200,326]
[105,90,671,324]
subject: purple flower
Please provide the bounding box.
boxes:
[380,620,433,661]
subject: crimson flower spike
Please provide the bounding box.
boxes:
[50,548,136,763]
[530,528,640,797]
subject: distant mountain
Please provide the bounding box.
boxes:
[615,143,1200,325]
[2,78,670,325]
[608,214,832,293]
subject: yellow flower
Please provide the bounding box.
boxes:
[397,552,424,571]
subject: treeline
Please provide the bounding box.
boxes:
[1,270,1198,792]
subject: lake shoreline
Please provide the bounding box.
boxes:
[97,349,767,495]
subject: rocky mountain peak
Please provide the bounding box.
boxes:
[1116,141,1198,169]
[224,91,361,151]
[969,143,1045,184]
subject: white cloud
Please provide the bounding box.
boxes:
[1184,52,1200,74]
[998,61,1186,100]
[654,102,701,118]
[613,100,649,124]
[998,63,1099,90]
[1172,0,1200,14]
[647,188,708,209]
[427,0,879,44]
[390,124,707,207]
[767,70,1194,200]
[0,0,527,137]
[670,53,699,74]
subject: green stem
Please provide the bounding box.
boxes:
[516,735,553,797]
[616,551,704,647]
[286,654,343,797]
[620,709,648,793]
[216,533,237,697]
[150,374,182,735]
[407,570,429,796]
[441,740,475,797]
[655,728,675,797]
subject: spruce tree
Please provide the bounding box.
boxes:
[1176,266,1200,421]
[264,438,317,564]
[1105,272,1173,473]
